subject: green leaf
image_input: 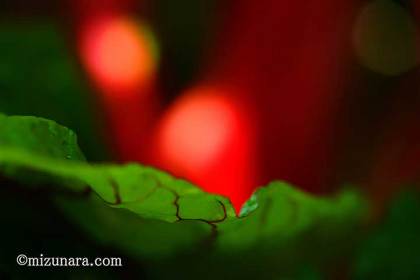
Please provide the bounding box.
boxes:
[0,118,235,224]
[0,113,367,276]
[0,114,85,161]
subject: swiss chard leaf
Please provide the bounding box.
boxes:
[0,113,367,276]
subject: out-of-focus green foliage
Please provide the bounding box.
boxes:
[0,113,366,279]
[352,191,420,280]
[0,21,108,160]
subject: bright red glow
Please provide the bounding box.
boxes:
[79,16,156,96]
[77,15,159,163]
[155,87,256,212]
[158,93,235,173]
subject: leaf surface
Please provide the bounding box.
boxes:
[0,114,366,270]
